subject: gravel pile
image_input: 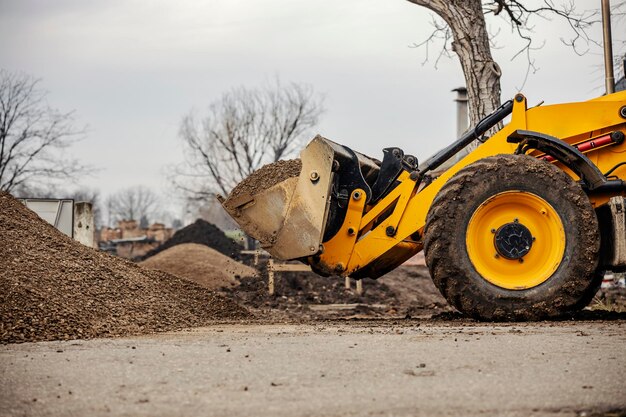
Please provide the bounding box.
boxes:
[142,219,242,261]
[140,243,257,290]
[0,192,250,344]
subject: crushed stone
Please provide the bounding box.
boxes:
[226,159,302,202]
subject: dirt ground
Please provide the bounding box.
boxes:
[218,252,452,321]
[221,259,626,322]
[2,322,625,417]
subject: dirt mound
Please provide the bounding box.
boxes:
[0,192,250,344]
[142,218,242,260]
[221,262,451,320]
[140,243,257,290]
[227,159,302,202]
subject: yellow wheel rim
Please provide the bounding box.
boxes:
[465,191,566,290]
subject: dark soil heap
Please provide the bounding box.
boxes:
[142,218,242,261]
[227,159,302,202]
[0,192,250,344]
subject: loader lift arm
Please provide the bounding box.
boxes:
[419,99,513,175]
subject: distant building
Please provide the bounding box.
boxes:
[146,222,170,242]
[98,219,174,259]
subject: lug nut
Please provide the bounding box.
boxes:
[386,226,395,237]
[309,171,320,182]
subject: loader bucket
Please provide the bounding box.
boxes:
[222,136,337,260]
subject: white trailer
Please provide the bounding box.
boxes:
[19,198,96,248]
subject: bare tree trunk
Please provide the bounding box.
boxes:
[407,0,502,145]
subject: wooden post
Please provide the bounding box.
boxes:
[356,279,363,295]
[345,276,351,290]
[267,258,275,295]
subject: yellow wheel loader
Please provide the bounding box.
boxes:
[222,91,626,321]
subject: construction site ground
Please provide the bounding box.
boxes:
[3,192,626,416]
[2,321,626,417]
[219,262,455,321]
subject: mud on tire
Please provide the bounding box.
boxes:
[423,154,601,321]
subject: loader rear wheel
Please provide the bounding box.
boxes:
[423,154,601,321]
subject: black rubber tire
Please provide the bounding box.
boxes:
[423,154,601,321]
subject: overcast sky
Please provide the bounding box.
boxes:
[0,0,618,209]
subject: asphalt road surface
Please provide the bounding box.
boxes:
[2,322,625,417]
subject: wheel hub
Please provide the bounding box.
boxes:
[465,191,566,290]
[494,221,533,260]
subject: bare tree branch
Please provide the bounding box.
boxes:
[410,15,453,68]
[405,0,603,145]
[173,80,324,199]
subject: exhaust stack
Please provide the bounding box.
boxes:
[602,0,615,94]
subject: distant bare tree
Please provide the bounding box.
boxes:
[139,214,149,229]
[171,218,183,229]
[185,194,238,231]
[107,186,159,224]
[105,196,115,228]
[0,69,86,193]
[175,80,324,198]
